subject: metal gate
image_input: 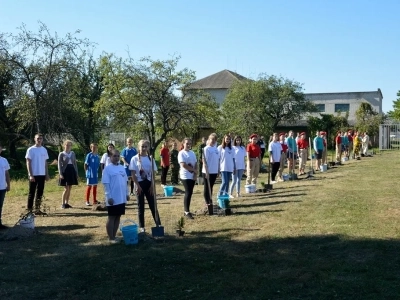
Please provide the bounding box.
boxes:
[379,123,400,150]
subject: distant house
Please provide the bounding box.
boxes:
[186,69,249,105]
[306,89,383,125]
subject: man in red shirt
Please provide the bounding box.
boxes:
[246,134,261,185]
[335,131,342,163]
[296,132,308,175]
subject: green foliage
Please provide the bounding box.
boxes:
[219,74,317,137]
[176,216,185,230]
[388,91,400,121]
[355,102,383,136]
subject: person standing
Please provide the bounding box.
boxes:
[268,133,282,183]
[170,142,179,185]
[160,141,170,187]
[102,149,129,243]
[202,133,219,215]
[341,132,349,158]
[347,130,353,159]
[58,140,79,209]
[313,131,324,171]
[353,131,362,159]
[178,138,197,219]
[296,132,308,176]
[246,134,261,185]
[84,143,101,206]
[285,130,297,175]
[100,143,115,171]
[26,133,49,214]
[335,131,342,163]
[321,132,328,165]
[257,136,266,163]
[0,142,10,229]
[121,138,137,196]
[362,132,370,156]
[218,135,236,196]
[278,133,288,181]
[197,137,207,178]
[229,136,246,198]
[130,140,161,233]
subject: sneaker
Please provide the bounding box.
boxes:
[139,227,146,233]
[229,194,234,199]
[271,181,277,184]
[61,204,66,209]
[65,203,72,209]
[0,224,8,230]
[85,201,91,206]
[236,192,240,198]
[130,192,135,196]
[109,239,118,244]
[185,212,194,219]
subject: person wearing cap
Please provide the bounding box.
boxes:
[341,132,349,158]
[296,132,308,175]
[246,134,261,185]
[277,133,288,181]
[285,130,297,175]
[313,131,324,171]
[335,131,342,163]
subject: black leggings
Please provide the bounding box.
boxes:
[203,173,217,205]
[161,166,169,185]
[181,179,195,212]
[136,180,161,228]
[271,162,280,181]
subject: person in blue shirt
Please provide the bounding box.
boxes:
[84,143,100,206]
[121,138,138,196]
[285,130,297,174]
[313,131,324,171]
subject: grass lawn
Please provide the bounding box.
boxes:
[1,151,400,299]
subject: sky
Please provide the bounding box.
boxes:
[0,0,399,112]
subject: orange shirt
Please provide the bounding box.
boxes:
[297,139,308,149]
[160,147,170,167]
[247,143,261,158]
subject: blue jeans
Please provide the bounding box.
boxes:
[230,169,244,194]
[0,189,6,221]
[219,171,232,196]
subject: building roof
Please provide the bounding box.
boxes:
[305,89,383,99]
[186,69,249,89]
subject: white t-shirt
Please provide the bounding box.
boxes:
[202,144,220,174]
[0,157,10,190]
[178,150,197,180]
[129,155,157,182]
[218,145,235,172]
[102,164,128,206]
[233,146,246,170]
[100,153,112,167]
[268,141,282,163]
[25,146,49,176]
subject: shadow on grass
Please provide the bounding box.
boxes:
[232,200,302,208]
[1,230,399,299]
[233,209,285,215]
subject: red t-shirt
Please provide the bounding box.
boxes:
[297,139,308,149]
[348,135,353,142]
[247,143,261,158]
[281,143,288,153]
[336,136,342,144]
[160,147,170,167]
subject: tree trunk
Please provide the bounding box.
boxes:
[8,139,22,169]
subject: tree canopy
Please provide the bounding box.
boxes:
[388,91,400,121]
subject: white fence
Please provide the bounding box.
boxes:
[379,124,400,150]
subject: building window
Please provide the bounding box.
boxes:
[315,104,325,112]
[335,104,350,112]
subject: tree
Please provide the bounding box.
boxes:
[355,102,384,139]
[219,74,317,137]
[388,91,400,121]
[97,55,219,153]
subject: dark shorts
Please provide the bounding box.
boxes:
[287,151,298,159]
[315,150,323,159]
[107,203,126,216]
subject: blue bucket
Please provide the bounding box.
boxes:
[217,195,230,209]
[120,220,138,245]
[163,186,174,197]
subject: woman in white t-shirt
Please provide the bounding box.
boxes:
[178,138,197,219]
[0,142,10,229]
[129,140,160,233]
[202,133,220,215]
[217,135,236,197]
[229,136,246,198]
[100,143,115,171]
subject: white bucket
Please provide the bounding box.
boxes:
[320,164,327,172]
[245,184,256,193]
[282,174,289,181]
[197,177,204,185]
[20,216,35,229]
